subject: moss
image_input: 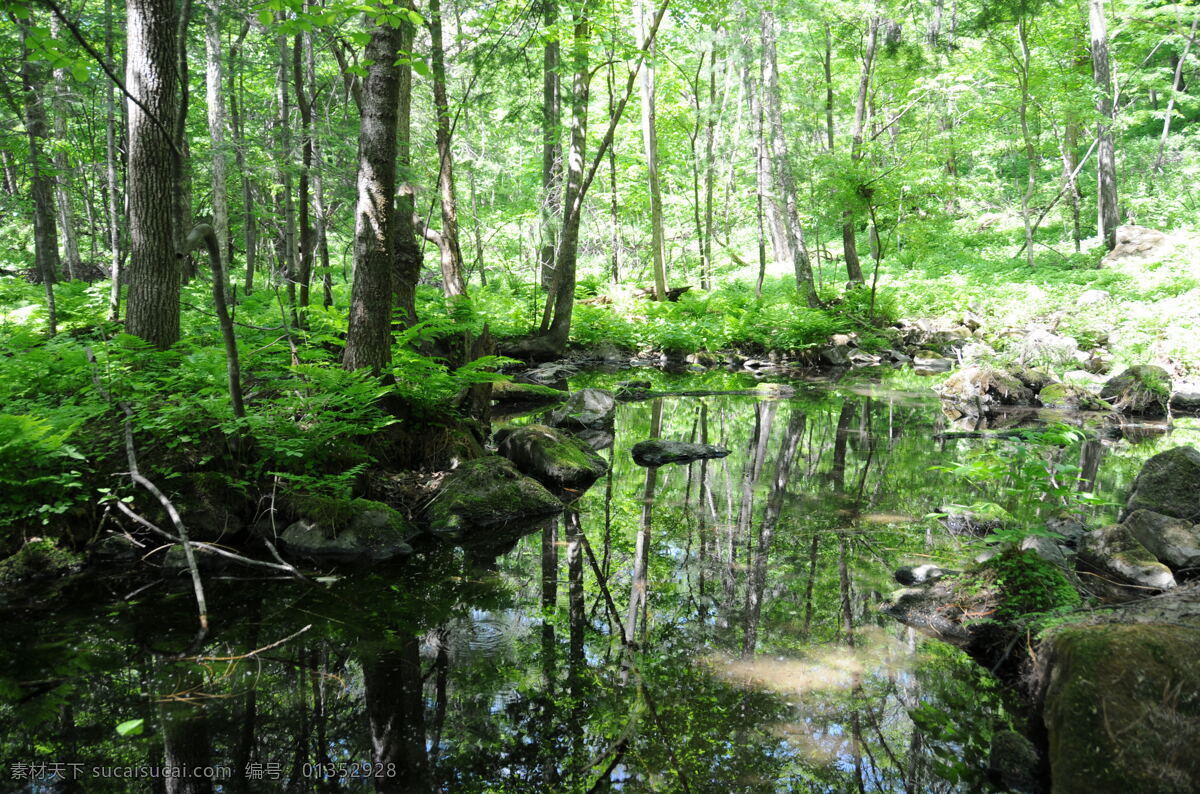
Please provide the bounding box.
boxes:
[1042,623,1200,793]
[977,549,1080,623]
[288,494,410,536]
[427,456,563,533]
[0,539,83,587]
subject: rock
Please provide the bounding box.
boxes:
[830,332,857,347]
[913,351,954,372]
[1170,389,1200,414]
[1077,523,1176,591]
[426,456,563,535]
[847,349,881,366]
[1039,623,1200,793]
[934,366,1036,416]
[1122,509,1200,572]
[630,440,731,467]
[1122,446,1200,523]
[594,342,625,363]
[161,543,226,573]
[1100,365,1171,416]
[0,539,83,586]
[880,580,974,646]
[527,362,578,384]
[88,533,142,562]
[1036,382,1110,411]
[940,506,1006,537]
[686,351,721,366]
[1017,329,1079,367]
[957,341,996,365]
[1076,288,1110,307]
[495,424,609,488]
[281,496,415,563]
[491,380,568,406]
[988,730,1040,794]
[546,388,617,431]
[1100,224,1169,265]
[1020,534,1072,569]
[819,344,851,366]
[885,349,912,364]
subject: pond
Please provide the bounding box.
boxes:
[3,367,1198,793]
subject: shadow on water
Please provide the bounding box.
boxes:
[2,367,1199,792]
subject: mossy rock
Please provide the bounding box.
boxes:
[426,456,563,536]
[1122,445,1200,524]
[935,366,1036,414]
[546,388,617,431]
[281,495,414,563]
[494,424,608,488]
[1041,623,1200,793]
[491,380,568,406]
[977,548,1080,621]
[1078,523,1176,593]
[0,539,83,587]
[1100,364,1171,416]
[1037,382,1110,411]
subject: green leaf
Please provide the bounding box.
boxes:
[116,718,144,736]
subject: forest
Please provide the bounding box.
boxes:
[1,0,1200,790]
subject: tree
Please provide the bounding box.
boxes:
[204,0,230,288]
[343,14,403,372]
[125,0,181,350]
[428,0,467,299]
[1089,0,1118,250]
[638,0,667,301]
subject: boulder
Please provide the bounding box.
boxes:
[491,380,568,406]
[934,366,1036,416]
[1077,523,1176,591]
[426,456,563,535]
[1036,382,1110,411]
[1170,389,1200,414]
[988,731,1040,794]
[495,424,609,488]
[1100,365,1171,416]
[0,539,83,586]
[1122,509,1200,572]
[819,344,851,366]
[280,497,415,563]
[1039,623,1200,793]
[546,388,616,431]
[1122,446,1200,523]
[912,351,954,373]
[1100,224,1169,265]
[631,440,731,467]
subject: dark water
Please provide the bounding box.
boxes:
[2,368,1197,793]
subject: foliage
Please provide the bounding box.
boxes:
[978,548,1081,623]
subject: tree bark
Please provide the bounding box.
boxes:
[293,33,314,317]
[204,0,230,289]
[393,1,421,326]
[540,0,562,291]
[229,24,256,295]
[105,0,123,320]
[843,14,879,285]
[20,19,60,334]
[125,0,180,350]
[429,0,467,298]
[49,15,81,280]
[343,17,402,373]
[638,0,668,301]
[760,4,818,306]
[1153,15,1199,175]
[1089,0,1118,250]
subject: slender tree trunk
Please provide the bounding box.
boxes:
[638,0,667,301]
[362,640,430,793]
[305,19,335,309]
[607,59,620,284]
[1153,15,1199,175]
[343,17,402,373]
[393,2,421,325]
[204,0,230,290]
[105,0,123,319]
[125,0,180,350]
[760,4,818,306]
[229,26,256,295]
[293,33,314,317]
[20,19,60,333]
[741,57,768,298]
[49,15,81,280]
[1017,18,1037,269]
[274,25,297,316]
[429,0,467,298]
[540,0,562,291]
[173,0,194,281]
[843,14,879,285]
[701,28,718,291]
[1089,0,1119,250]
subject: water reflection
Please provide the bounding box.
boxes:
[3,370,1198,792]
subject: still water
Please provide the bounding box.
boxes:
[3,367,1197,793]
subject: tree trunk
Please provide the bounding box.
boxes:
[293,33,314,317]
[343,17,402,373]
[204,0,230,290]
[843,14,879,285]
[607,59,621,284]
[701,28,718,291]
[540,0,562,291]
[393,1,421,326]
[638,0,667,301]
[274,24,297,317]
[229,25,256,295]
[20,19,60,334]
[305,16,335,309]
[429,0,467,298]
[1153,15,1199,175]
[105,0,123,320]
[1017,18,1037,269]
[760,5,818,306]
[362,639,430,793]
[173,0,194,281]
[49,15,81,280]
[1089,0,1119,250]
[125,0,180,350]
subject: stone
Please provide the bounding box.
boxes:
[934,366,1036,415]
[1122,509,1200,572]
[1076,288,1110,307]
[426,456,563,535]
[1077,523,1176,591]
[1100,224,1169,265]
[940,506,1006,537]
[1036,382,1110,411]
[0,539,83,586]
[847,349,881,366]
[1170,389,1200,414]
[1100,365,1171,416]
[1040,623,1200,793]
[988,731,1040,794]
[491,380,568,406]
[546,388,617,431]
[912,354,955,373]
[495,424,609,488]
[1122,446,1200,523]
[1020,534,1072,569]
[630,440,731,467]
[819,344,851,366]
[1017,329,1079,367]
[281,497,415,563]
[527,362,578,384]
